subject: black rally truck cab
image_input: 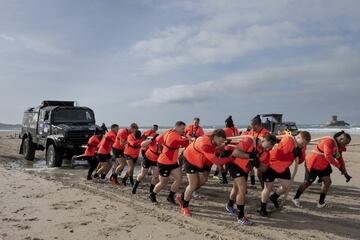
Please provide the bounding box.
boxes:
[19,100,97,167]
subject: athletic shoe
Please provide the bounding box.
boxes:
[238,216,253,225]
[175,194,183,208]
[258,209,268,217]
[292,198,303,208]
[226,204,238,217]
[181,207,192,217]
[149,193,157,203]
[317,202,331,208]
[110,175,119,185]
[269,194,280,208]
[167,196,176,204]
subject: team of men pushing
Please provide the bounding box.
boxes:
[82,115,352,225]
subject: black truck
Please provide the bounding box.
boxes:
[19,100,97,167]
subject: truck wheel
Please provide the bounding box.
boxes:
[46,144,63,167]
[23,138,35,161]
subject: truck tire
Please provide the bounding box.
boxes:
[46,144,63,167]
[23,138,35,161]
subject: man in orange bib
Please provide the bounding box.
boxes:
[84,128,103,180]
[293,131,352,209]
[132,134,161,194]
[244,115,269,186]
[226,133,276,225]
[110,123,139,185]
[176,129,236,216]
[185,117,204,139]
[259,131,311,217]
[149,121,190,204]
[96,124,119,180]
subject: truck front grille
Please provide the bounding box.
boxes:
[67,130,94,144]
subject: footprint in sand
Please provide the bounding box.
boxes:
[2,217,20,222]
[13,207,26,214]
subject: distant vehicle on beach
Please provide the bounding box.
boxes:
[325,115,350,128]
[260,113,299,135]
[19,100,97,167]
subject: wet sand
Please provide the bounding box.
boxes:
[0,131,359,240]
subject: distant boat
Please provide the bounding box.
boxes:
[325,115,350,128]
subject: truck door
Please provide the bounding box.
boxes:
[38,109,50,144]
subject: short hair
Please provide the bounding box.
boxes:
[130,123,139,130]
[175,121,186,127]
[153,124,159,129]
[263,133,277,145]
[194,117,200,122]
[251,115,262,125]
[94,127,102,135]
[111,124,119,129]
[225,115,234,128]
[134,130,142,139]
[211,129,226,139]
[334,131,351,143]
[299,131,311,142]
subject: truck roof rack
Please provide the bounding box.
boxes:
[41,101,75,107]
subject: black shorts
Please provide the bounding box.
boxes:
[201,164,212,173]
[262,167,291,182]
[305,165,332,183]
[124,154,138,163]
[112,148,124,158]
[183,157,201,174]
[142,156,157,169]
[97,153,111,163]
[227,162,248,179]
[158,163,180,177]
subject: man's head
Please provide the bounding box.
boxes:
[211,129,227,146]
[134,130,142,139]
[94,127,103,138]
[174,121,186,135]
[250,115,262,132]
[334,131,351,147]
[260,133,277,151]
[225,115,234,128]
[129,123,139,133]
[152,124,159,132]
[193,117,200,127]
[110,124,119,134]
[295,131,311,148]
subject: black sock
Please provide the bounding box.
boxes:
[250,175,255,185]
[134,180,140,188]
[122,176,128,185]
[168,191,175,199]
[100,173,106,179]
[221,172,227,179]
[319,193,327,204]
[228,199,235,207]
[181,192,185,202]
[129,176,134,186]
[271,192,280,200]
[261,202,267,212]
[149,184,155,193]
[294,190,303,199]
[183,199,190,208]
[237,204,245,218]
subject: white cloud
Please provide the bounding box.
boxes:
[133,47,360,105]
[131,0,359,75]
[0,33,71,56]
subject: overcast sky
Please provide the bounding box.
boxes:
[1,0,359,126]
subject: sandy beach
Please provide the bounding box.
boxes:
[0,131,359,240]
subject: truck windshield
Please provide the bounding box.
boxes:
[52,109,95,124]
